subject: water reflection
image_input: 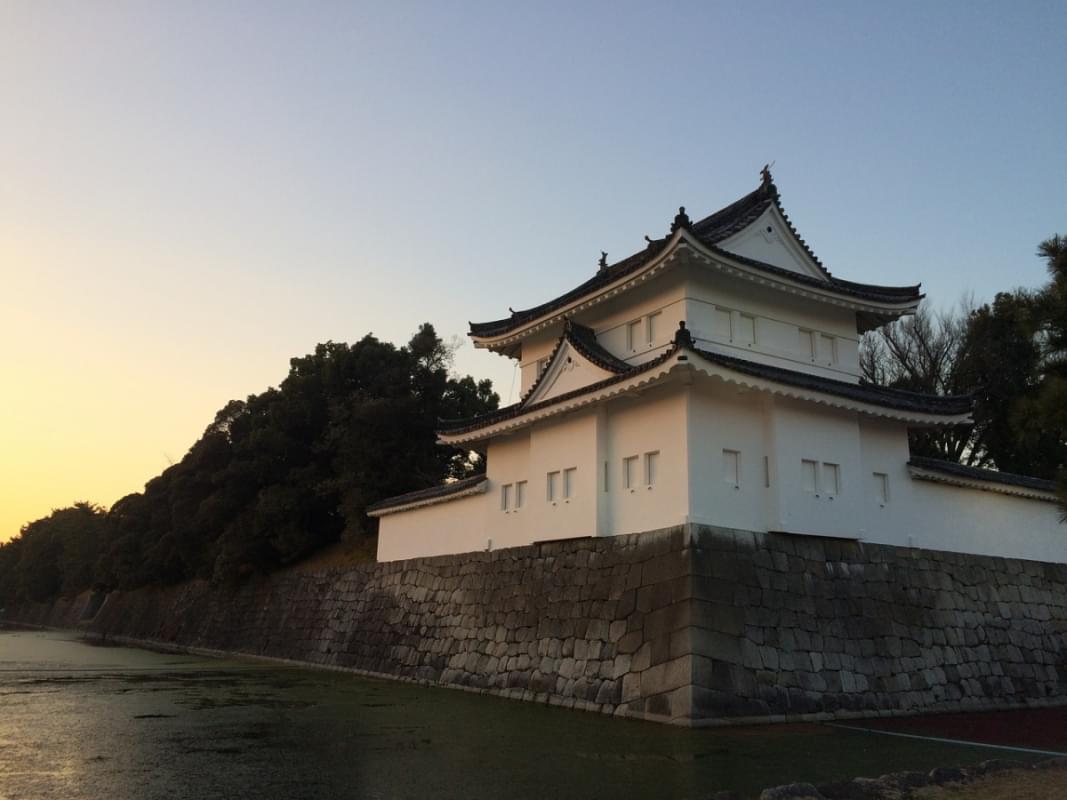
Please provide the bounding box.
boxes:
[0,628,1006,799]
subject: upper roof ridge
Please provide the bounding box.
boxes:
[469,170,922,342]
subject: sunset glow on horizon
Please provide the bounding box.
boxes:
[3,2,1065,543]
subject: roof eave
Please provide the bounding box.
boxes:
[438,347,971,444]
[366,478,489,517]
[470,235,920,351]
[908,465,1059,504]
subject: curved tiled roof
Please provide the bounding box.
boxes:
[469,175,921,339]
[438,345,971,438]
[366,474,487,514]
[469,240,669,338]
[691,348,972,416]
[518,321,631,405]
[908,457,1056,492]
[439,347,680,435]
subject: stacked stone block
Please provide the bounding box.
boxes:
[688,525,1067,723]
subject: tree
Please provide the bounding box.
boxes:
[1027,234,1067,515]
[860,301,977,462]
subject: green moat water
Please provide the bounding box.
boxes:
[0,627,1024,799]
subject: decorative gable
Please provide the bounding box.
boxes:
[521,321,632,407]
[523,338,618,406]
[715,206,828,281]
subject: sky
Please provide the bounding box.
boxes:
[2,1,1065,543]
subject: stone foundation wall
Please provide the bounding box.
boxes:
[10,528,694,722]
[7,525,1067,726]
[684,527,1067,724]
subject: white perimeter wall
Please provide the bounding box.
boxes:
[375,492,488,562]
[858,418,1065,561]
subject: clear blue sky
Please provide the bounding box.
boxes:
[1,1,1065,538]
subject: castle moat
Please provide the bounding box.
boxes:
[0,628,1038,799]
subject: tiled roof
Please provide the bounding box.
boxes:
[365,474,487,514]
[438,345,970,438]
[469,241,669,338]
[439,348,680,435]
[908,457,1056,492]
[566,321,632,373]
[469,176,921,339]
[518,321,631,405]
[691,348,973,416]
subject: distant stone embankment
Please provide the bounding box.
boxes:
[8,525,1067,725]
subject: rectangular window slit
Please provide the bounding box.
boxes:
[563,467,577,499]
[644,451,659,487]
[722,449,740,488]
[823,463,840,498]
[801,459,818,494]
[873,472,889,506]
[547,471,560,502]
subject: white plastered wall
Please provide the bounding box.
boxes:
[375,493,488,562]
[685,269,861,382]
[765,397,866,538]
[603,384,690,536]
[687,380,771,532]
[857,418,1066,561]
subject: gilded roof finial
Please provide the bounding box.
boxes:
[598,251,608,271]
[669,206,691,234]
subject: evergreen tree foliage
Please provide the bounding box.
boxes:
[0,324,497,602]
[862,234,1067,518]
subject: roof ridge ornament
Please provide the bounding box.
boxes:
[669,206,692,234]
[598,251,608,272]
[760,162,778,196]
[673,320,694,348]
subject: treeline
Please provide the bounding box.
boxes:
[0,324,497,605]
[861,234,1067,491]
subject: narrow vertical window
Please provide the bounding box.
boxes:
[736,313,756,345]
[515,480,527,509]
[644,451,659,487]
[800,329,817,360]
[603,460,609,493]
[626,320,642,352]
[501,483,512,512]
[722,449,740,488]
[801,459,818,494]
[763,455,771,488]
[623,456,639,490]
[563,467,577,499]
[547,471,560,502]
[646,312,661,346]
[819,334,836,364]
[872,472,889,506]
[823,463,840,498]
[713,307,732,340]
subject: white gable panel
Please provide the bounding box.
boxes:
[716,207,827,280]
[523,340,616,406]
